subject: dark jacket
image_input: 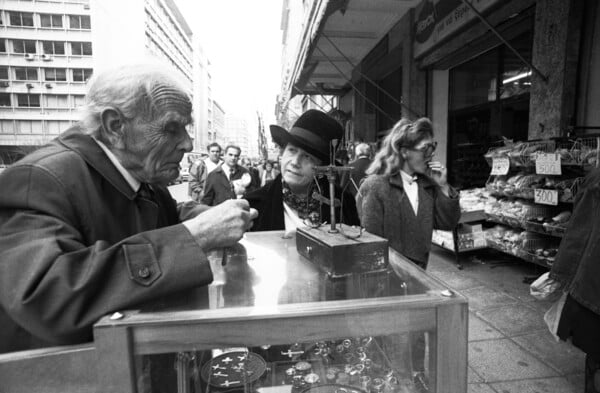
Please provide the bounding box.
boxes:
[550,168,600,315]
[201,165,250,206]
[245,174,360,231]
[0,127,213,353]
[357,173,460,265]
[342,156,372,197]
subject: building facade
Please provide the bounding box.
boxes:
[0,0,212,163]
[282,0,600,189]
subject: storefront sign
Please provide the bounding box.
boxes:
[414,0,502,58]
[490,157,510,175]
[535,153,562,175]
[534,189,559,206]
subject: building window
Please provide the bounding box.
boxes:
[12,40,37,54]
[44,94,69,108]
[68,15,91,30]
[9,12,34,27]
[42,41,65,55]
[40,14,63,28]
[0,67,8,80]
[0,93,10,107]
[18,120,43,134]
[0,120,15,134]
[17,94,40,107]
[72,68,93,82]
[44,68,67,82]
[70,42,92,56]
[15,67,38,81]
[72,94,86,107]
[0,39,6,53]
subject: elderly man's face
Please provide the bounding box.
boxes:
[120,90,193,185]
[280,143,321,191]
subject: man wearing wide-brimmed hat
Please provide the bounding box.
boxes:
[245,109,359,232]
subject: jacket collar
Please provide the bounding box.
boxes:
[57,126,138,200]
[388,171,437,190]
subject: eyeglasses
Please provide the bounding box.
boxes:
[409,141,437,156]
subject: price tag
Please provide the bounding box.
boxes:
[534,188,559,206]
[490,157,510,175]
[535,153,562,175]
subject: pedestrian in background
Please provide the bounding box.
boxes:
[356,117,460,388]
[341,142,372,197]
[549,167,600,393]
[260,160,277,186]
[202,145,252,205]
[188,142,222,202]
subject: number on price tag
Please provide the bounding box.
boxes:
[535,153,562,175]
[491,157,510,175]
[534,188,558,205]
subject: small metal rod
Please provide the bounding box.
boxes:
[293,86,331,113]
[461,0,548,82]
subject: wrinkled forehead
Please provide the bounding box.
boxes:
[150,83,192,121]
[286,143,320,163]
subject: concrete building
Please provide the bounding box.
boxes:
[0,0,213,163]
[211,100,225,146]
[223,114,250,157]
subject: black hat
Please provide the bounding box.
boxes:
[270,109,344,163]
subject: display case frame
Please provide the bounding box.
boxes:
[91,231,467,393]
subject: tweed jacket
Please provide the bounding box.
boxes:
[550,168,600,315]
[357,173,460,264]
[0,127,213,353]
[201,164,251,206]
[245,174,360,231]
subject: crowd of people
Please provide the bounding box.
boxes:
[3,61,596,393]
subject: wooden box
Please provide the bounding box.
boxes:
[296,226,389,277]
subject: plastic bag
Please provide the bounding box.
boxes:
[544,291,568,341]
[530,272,562,300]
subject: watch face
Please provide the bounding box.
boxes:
[201,351,267,388]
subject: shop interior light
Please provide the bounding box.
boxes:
[503,70,532,84]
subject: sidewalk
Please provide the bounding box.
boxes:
[427,247,585,393]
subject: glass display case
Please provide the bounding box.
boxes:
[93,231,467,393]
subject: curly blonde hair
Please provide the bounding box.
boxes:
[366,117,434,176]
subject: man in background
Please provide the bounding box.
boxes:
[343,142,372,197]
[202,145,252,205]
[188,142,222,202]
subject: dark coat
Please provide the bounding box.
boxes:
[0,127,212,353]
[201,165,250,206]
[551,168,600,315]
[245,174,360,231]
[342,156,372,197]
[357,173,460,265]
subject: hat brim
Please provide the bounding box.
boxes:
[270,125,329,164]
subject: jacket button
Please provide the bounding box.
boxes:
[138,267,151,279]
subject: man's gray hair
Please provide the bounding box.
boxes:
[355,143,371,157]
[80,63,191,138]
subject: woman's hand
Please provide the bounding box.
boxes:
[427,161,450,196]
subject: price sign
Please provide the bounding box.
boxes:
[535,153,562,175]
[490,157,510,175]
[534,188,559,206]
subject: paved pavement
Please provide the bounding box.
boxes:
[428,247,585,393]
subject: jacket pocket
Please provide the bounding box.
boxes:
[124,244,162,286]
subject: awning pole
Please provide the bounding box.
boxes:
[314,46,397,123]
[461,0,548,82]
[322,34,423,118]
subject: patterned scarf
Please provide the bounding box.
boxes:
[281,180,321,221]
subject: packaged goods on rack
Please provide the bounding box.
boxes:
[486,173,582,202]
[459,188,488,212]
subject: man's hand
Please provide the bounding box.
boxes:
[183,199,258,250]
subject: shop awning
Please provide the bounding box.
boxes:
[288,0,421,98]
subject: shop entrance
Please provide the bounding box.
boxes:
[447,31,533,189]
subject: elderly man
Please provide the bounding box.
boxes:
[0,64,257,353]
[342,143,372,197]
